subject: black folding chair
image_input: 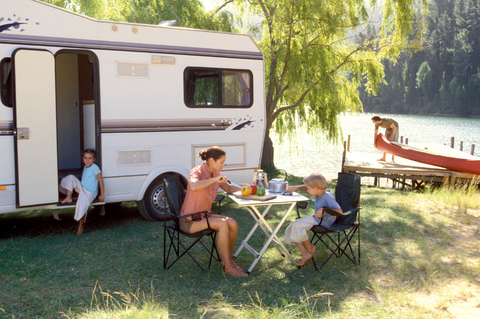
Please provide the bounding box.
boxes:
[296,172,361,271]
[163,174,221,272]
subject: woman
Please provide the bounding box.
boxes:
[179,146,248,277]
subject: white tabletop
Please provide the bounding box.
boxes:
[227,191,310,206]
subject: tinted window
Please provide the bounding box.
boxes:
[1,58,13,108]
[185,68,252,108]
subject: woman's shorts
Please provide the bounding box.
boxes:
[179,217,194,233]
[178,212,212,233]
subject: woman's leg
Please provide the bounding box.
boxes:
[189,216,247,277]
[209,214,238,255]
[209,215,242,271]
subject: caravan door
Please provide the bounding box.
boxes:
[13,49,58,207]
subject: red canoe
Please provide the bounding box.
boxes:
[375,133,480,175]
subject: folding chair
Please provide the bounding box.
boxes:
[214,194,225,214]
[296,172,361,271]
[163,174,221,272]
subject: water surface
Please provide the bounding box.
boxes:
[272,113,480,180]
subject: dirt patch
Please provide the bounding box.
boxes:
[413,205,480,318]
[413,281,480,318]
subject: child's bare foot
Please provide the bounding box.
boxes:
[298,246,316,268]
[377,157,386,162]
[76,225,84,235]
[224,266,248,277]
[60,197,72,204]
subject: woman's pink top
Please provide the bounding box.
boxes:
[180,163,226,221]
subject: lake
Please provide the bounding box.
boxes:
[272,112,480,180]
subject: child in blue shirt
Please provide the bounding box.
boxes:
[284,173,343,267]
[59,149,105,235]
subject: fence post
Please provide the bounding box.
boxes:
[347,135,351,152]
[460,141,463,151]
[406,138,409,145]
[451,137,454,148]
[472,144,476,156]
[400,136,403,143]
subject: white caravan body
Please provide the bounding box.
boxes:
[0,0,265,220]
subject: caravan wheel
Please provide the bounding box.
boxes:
[138,175,170,221]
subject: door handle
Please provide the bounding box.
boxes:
[17,127,29,140]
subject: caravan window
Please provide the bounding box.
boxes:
[1,58,13,108]
[184,68,252,108]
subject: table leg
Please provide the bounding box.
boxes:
[246,203,298,273]
[234,205,273,257]
[248,206,288,257]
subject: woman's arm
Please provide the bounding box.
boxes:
[189,174,226,192]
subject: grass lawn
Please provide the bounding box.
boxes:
[1,176,480,318]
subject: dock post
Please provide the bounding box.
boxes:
[401,136,403,143]
[406,138,408,145]
[341,141,346,172]
[472,144,475,155]
[347,135,351,152]
[460,141,463,151]
[451,137,454,148]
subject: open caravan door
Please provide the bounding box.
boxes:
[13,49,58,207]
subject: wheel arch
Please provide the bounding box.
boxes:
[136,166,190,201]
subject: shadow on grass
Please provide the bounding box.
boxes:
[0,202,146,239]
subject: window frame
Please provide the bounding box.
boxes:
[184,67,253,109]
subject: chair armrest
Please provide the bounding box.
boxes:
[323,206,344,217]
[343,207,361,215]
[178,211,209,219]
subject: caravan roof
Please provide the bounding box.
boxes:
[0,0,263,60]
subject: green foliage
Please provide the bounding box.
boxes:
[362,0,480,117]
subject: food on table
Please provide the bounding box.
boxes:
[241,185,252,196]
[249,184,257,195]
[257,187,265,196]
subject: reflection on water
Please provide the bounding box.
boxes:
[273,112,480,180]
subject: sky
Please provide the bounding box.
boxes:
[200,0,217,11]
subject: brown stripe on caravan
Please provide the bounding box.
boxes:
[101,119,232,133]
[0,121,13,134]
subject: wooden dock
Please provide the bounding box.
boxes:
[341,142,479,190]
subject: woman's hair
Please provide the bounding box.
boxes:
[82,149,96,158]
[303,173,326,190]
[371,115,381,121]
[198,146,226,162]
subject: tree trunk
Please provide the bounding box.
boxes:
[261,130,275,168]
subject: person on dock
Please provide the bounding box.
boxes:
[372,115,399,162]
[283,173,343,268]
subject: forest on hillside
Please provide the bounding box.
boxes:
[360,0,480,117]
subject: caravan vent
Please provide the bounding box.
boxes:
[116,62,150,78]
[118,150,151,166]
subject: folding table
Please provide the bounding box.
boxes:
[228,191,310,274]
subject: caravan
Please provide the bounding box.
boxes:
[0,0,265,221]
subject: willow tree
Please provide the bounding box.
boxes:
[211,0,428,167]
[41,0,235,31]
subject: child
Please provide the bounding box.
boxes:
[284,173,343,267]
[59,149,105,235]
